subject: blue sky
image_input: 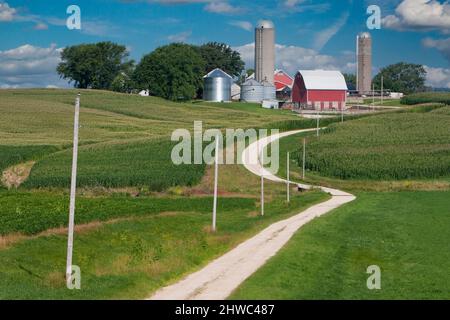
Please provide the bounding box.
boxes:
[1,0,450,88]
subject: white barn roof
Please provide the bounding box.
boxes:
[297,70,348,90]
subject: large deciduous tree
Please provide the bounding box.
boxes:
[373,63,427,94]
[133,43,205,101]
[198,42,245,78]
[57,42,133,89]
[343,73,356,91]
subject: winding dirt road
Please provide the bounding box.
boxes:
[149,129,355,300]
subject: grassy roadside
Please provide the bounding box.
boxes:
[0,189,329,299]
[229,191,450,300]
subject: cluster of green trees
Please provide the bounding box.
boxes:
[57,41,245,101]
[344,62,428,94]
[58,41,430,99]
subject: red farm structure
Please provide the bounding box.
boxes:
[291,70,348,110]
[274,69,294,101]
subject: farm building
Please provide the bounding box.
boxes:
[292,70,348,110]
[274,69,293,100]
[231,83,241,101]
[203,68,232,102]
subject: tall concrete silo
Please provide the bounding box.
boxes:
[356,32,372,94]
[255,20,275,85]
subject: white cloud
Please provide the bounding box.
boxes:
[383,0,450,32]
[0,2,16,21]
[132,0,243,14]
[0,44,69,88]
[204,1,242,14]
[284,0,306,7]
[279,0,331,14]
[168,30,192,42]
[229,20,252,31]
[423,37,450,61]
[233,42,355,76]
[313,11,349,51]
[425,65,450,88]
[33,22,48,30]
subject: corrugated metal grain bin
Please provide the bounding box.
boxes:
[203,68,232,102]
[262,80,276,100]
[241,79,264,103]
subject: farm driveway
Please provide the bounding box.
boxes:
[149,129,356,300]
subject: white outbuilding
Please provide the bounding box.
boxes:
[139,90,150,97]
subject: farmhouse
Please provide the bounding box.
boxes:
[292,70,348,110]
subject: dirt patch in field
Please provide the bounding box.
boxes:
[0,219,124,250]
[0,212,195,250]
[0,233,28,249]
[1,161,35,189]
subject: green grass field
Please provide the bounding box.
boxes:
[0,189,328,299]
[0,89,305,191]
[0,88,332,299]
[362,98,403,107]
[1,88,449,300]
[230,191,450,300]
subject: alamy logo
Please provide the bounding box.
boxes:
[66,265,81,290]
[366,265,381,290]
[171,121,280,173]
[367,5,381,30]
[66,5,81,30]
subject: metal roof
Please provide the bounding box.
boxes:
[203,68,232,79]
[242,79,263,87]
[297,70,348,91]
[274,69,294,88]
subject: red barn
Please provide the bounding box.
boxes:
[292,70,348,110]
[274,69,294,101]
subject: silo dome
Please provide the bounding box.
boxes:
[359,32,371,38]
[203,68,232,102]
[257,20,274,29]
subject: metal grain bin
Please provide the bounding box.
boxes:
[231,83,241,100]
[262,80,276,100]
[241,79,264,103]
[203,68,232,102]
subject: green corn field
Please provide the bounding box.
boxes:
[296,110,450,180]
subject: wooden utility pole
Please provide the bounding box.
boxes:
[302,138,306,180]
[316,109,320,137]
[286,152,290,203]
[259,142,264,216]
[212,135,219,232]
[372,83,375,112]
[66,93,80,287]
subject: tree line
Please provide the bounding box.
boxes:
[343,62,428,94]
[57,41,245,101]
[57,41,430,100]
